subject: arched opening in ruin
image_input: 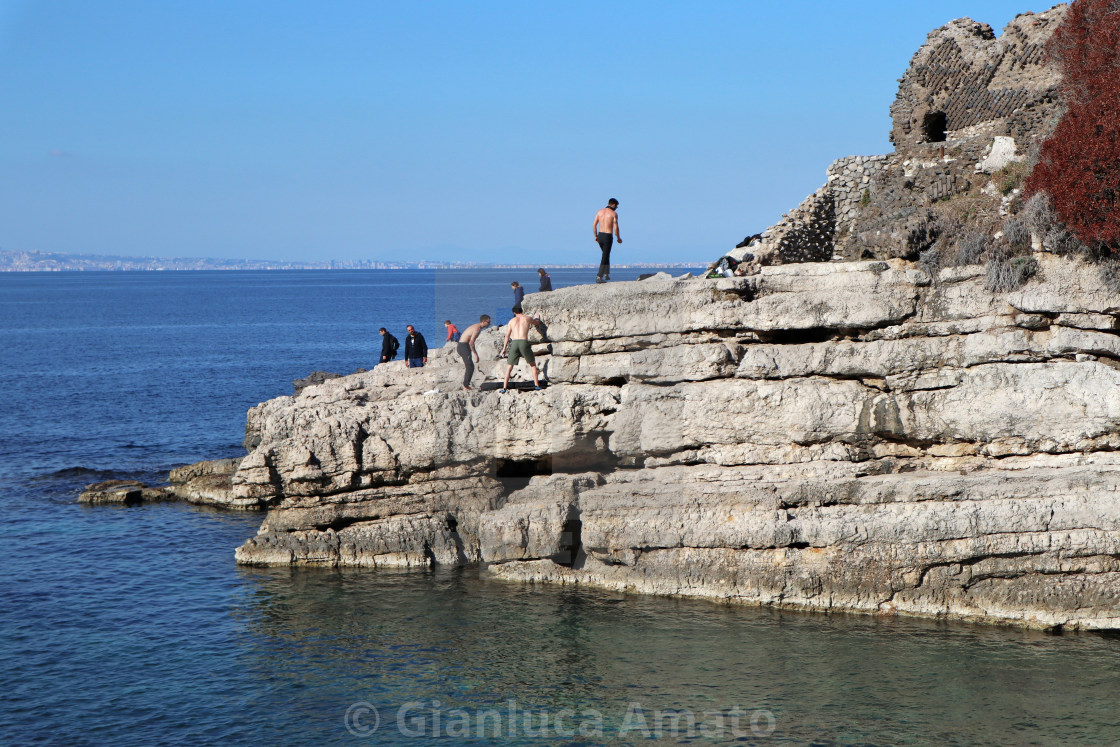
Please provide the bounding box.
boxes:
[922,111,947,143]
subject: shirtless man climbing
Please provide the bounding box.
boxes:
[593,198,622,284]
[499,305,542,393]
[457,314,491,390]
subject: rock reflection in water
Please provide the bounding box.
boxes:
[230,566,1120,744]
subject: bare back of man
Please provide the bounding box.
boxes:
[593,207,617,236]
[593,200,621,283]
[460,321,486,345]
[500,308,541,392]
[457,315,491,390]
[506,313,533,341]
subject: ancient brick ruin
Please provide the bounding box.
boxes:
[890,14,1064,148]
[740,4,1067,265]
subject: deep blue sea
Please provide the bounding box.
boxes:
[4,268,1120,746]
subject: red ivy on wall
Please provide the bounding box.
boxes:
[1025,0,1120,252]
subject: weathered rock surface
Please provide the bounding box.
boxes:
[230,254,1120,629]
[166,457,256,508]
[293,371,343,395]
[79,480,166,505]
[79,457,253,509]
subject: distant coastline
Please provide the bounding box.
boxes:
[0,249,700,273]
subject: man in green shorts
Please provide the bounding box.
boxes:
[499,305,542,393]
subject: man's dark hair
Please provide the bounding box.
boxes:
[537,268,546,274]
[512,305,523,314]
[378,327,386,333]
[480,314,491,322]
[607,198,618,207]
[511,281,519,287]
[444,319,451,324]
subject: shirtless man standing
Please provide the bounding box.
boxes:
[499,305,541,392]
[593,198,621,283]
[457,314,491,390]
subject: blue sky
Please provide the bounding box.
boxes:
[0,1,1055,264]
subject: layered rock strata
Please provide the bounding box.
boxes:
[233,256,1120,629]
[79,457,249,508]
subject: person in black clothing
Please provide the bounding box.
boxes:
[404,324,428,368]
[537,268,552,292]
[378,327,399,364]
[511,281,525,306]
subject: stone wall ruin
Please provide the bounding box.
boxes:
[740,4,1067,265]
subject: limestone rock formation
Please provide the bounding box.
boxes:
[293,371,343,395]
[166,457,252,508]
[79,457,250,509]
[121,3,1120,630]
[232,258,1120,629]
[78,480,167,505]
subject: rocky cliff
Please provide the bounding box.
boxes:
[136,3,1120,631]
[231,256,1120,630]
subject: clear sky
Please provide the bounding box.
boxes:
[0,1,1057,264]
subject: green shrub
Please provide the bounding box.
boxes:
[995,161,1030,196]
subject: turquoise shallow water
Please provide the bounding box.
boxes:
[4,269,1120,745]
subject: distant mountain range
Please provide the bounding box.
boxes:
[0,249,699,272]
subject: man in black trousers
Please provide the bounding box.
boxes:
[592,198,621,283]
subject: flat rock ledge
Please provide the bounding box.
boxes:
[79,457,255,509]
[231,255,1120,630]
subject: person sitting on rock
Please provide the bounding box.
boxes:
[537,268,553,292]
[499,305,541,393]
[404,325,428,368]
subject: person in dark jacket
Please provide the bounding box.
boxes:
[378,327,399,364]
[537,268,553,292]
[404,325,428,368]
[511,281,525,306]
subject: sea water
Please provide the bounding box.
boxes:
[3,269,1120,745]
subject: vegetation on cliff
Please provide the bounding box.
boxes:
[1026,0,1120,259]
